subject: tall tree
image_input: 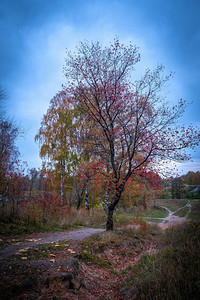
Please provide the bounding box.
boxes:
[64,39,200,230]
[0,88,20,199]
[35,91,78,205]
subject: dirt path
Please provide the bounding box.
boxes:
[159,201,191,229]
[0,228,105,261]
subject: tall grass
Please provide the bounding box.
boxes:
[0,199,106,236]
[120,221,200,299]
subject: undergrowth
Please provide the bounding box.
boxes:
[120,221,200,299]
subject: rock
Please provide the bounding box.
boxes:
[47,271,85,291]
[71,277,85,290]
[47,271,73,287]
[65,257,79,271]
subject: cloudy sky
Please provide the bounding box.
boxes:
[0,0,200,174]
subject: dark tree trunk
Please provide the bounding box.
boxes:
[106,183,125,230]
[106,207,114,230]
[76,196,82,210]
[85,186,90,211]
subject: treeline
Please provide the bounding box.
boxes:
[182,171,200,185]
[159,171,200,199]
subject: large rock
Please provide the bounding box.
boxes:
[46,258,85,290]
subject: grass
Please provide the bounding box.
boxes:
[140,207,168,219]
[173,206,190,217]
[0,207,106,236]
[188,200,200,220]
[2,214,199,299]
[115,207,168,227]
[120,221,200,300]
[156,199,188,211]
[2,240,72,262]
[1,198,196,238]
[81,250,111,268]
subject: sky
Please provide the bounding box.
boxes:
[0,0,200,175]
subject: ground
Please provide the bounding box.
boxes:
[0,199,199,299]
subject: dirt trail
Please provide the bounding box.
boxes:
[159,201,191,229]
[0,228,104,261]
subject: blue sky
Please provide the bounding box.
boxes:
[0,0,200,174]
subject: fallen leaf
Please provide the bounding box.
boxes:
[18,249,28,252]
[68,249,76,254]
[50,258,55,263]
[50,254,56,257]
[21,257,27,260]
[12,242,23,245]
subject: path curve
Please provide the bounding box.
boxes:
[159,201,191,229]
[0,228,105,261]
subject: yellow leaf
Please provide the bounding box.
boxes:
[50,258,55,263]
[50,254,56,257]
[12,242,23,245]
[18,249,27,252]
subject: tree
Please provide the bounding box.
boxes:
[64,39,200,230]
[171,177,184,199]
[35,91,78,205]
[0,88,20,200]
[28,168,39,199]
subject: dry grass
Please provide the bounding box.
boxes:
[120,221,200,299]
[0,201,106,236]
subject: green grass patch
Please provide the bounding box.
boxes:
[156,199,188,211]
[173,206,190,217]
[81,250,111,268]
[115,208,168,226]
[140,208,168,219]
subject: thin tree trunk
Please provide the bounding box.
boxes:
[76,183,85,210]
[103,188,109,214]
[60,159,65,205]
[84,186,89,211]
